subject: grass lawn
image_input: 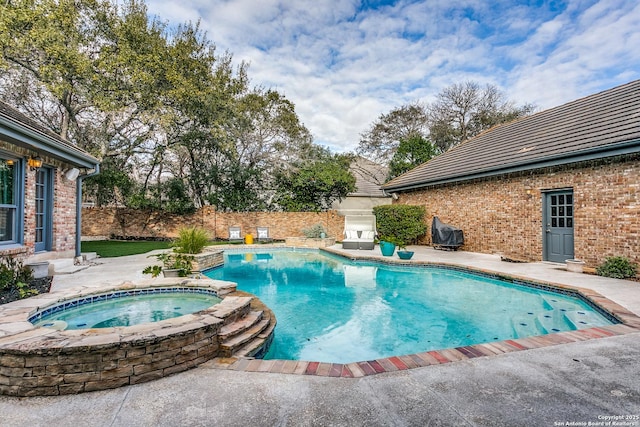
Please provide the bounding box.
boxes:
[81,240,172,257]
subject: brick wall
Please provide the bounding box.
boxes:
[398,154,639,268]
[82,206,346,241]
[0,140,78,259]
[51,168,77,253]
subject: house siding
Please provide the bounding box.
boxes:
[398,154,639,268]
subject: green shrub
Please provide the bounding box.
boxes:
[16,282,39,299]
[173,227,209,254]
[0,257,33,291]
[373,205,427,248]
[596,256,637,279]
[302,223,326,238]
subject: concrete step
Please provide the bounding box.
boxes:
[49,259,87,275]
[82,252,98,261]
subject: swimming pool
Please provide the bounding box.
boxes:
[205,249,615,363]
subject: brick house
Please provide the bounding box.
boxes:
[0,102,100,263]
[382,80,640,268]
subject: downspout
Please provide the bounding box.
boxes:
[75,165,100,261]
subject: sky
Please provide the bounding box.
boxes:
[144,0,640,153]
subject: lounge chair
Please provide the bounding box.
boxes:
[256,227,273,243]
[228,226,243,243]
[342,215,376,250]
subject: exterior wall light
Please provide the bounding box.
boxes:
[28,156,43,170]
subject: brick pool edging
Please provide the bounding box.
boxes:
[207,247,640,377]
[210,323,639,378]
[0,278,255,397]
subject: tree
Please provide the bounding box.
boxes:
[274,153,356,212]
[356,103,428,167]
[0,0,330,214]
[388,135,440,180]
[428,81,535,151]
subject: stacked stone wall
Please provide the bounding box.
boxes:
[0,323,221,396]
[399,155,640,268]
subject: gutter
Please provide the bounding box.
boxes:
[75,165,100,260]
[0,115,99,168]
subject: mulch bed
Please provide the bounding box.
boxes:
[0,277,52,305]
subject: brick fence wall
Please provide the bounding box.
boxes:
[82,206,346,241]
[398,154,640,268]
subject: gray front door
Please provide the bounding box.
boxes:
[34,168,52,252]
[544,190,574,263]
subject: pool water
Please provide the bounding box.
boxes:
[206,250,614,364]
[33,293,221,330]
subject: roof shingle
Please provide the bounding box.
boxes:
[0,101,99,166]
[383,80,640,192]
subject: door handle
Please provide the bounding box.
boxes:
[546,229,551,233]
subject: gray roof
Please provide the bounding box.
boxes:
[349,157,389,198]
[383,80,640,192]
[0,101,100,168]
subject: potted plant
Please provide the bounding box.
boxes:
[396,239,415,260]
[143,227,210,277]
[378,235,399,257]
[374,205,427,259]
[143,251,194,278]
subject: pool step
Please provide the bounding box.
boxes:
[536,310,572,334]
[512,314,545,337]
[564,310,606,329]
[234,313,277,358]
[233,313,277,358]
[219,312,272,357]
[542,296,581,312]
[208,296,253,326]
[218,310,263,341]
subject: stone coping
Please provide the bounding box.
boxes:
[0,278,237,340]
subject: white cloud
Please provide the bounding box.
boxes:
[145,0,640,152]
[508,0,640,109]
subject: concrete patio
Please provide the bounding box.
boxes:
[2,245,639,426]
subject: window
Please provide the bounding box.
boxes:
[0,156,20,244]
[549,193,573,228]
